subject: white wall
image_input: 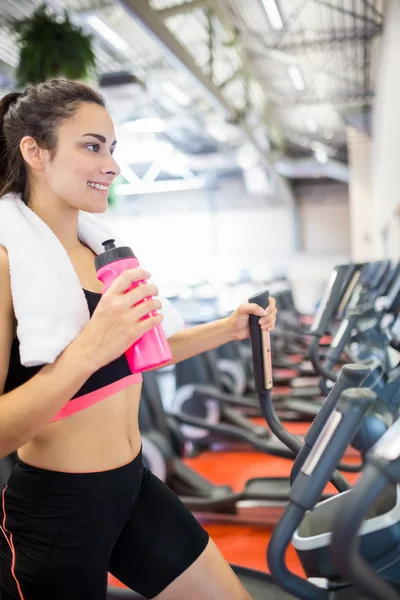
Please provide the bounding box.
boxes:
[294,180,351,255]
[296,182,351,255]
[101,178,351,313]
[289,181,351,312]
[372,0,400,257]
[105,177,294,292]
[104,197,296,289]
[346,128,376,261]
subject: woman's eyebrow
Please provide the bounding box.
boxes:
[82,133,117,146]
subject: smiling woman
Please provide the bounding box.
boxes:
[0,78,263,600]
[17,101,122,216]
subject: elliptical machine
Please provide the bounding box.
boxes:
[108,288,400,599]
[330,417,400,600]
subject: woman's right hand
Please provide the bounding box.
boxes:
[74,268,163,372]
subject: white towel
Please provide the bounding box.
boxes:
[0,194,184,367]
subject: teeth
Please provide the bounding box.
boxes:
[88,182,108,191]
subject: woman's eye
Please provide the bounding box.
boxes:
[87,143,100,152]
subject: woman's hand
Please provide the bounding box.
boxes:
[228,296,277,341]
[74,268,163,371]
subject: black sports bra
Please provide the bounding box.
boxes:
[4,290,142,422]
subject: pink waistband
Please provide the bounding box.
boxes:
[50,373,143,423]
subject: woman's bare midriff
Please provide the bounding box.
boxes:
[17,383,143,473]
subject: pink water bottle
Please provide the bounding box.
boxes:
[95,239,172,373]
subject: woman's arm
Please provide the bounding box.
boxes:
[166,297,277,365]
[166,317,233,365]
[0,247,95,457]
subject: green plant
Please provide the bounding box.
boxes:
[11,4,96,87]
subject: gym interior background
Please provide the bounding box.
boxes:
[1,0,400,596]
[1,0,395,316]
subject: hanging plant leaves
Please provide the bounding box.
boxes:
[11,4,96,86]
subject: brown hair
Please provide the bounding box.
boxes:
[0,78,105,203]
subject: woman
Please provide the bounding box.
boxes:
[0,79,277,600]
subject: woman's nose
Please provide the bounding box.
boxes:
[101,155,121,177]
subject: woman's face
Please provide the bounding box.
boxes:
[41,102,121,213]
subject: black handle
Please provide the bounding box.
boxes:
[291,363,370,485]
[324,314,358,368]
[310,264,351,337]
[291,387,376,511]
[386,269,400,312]
[378,261,400,297]
[248,290,271,394]
[369,260,388,291]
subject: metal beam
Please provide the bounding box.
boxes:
[272,0,311,51]
[362,0,383,21]
[155,0,207,19]
[313,0,380,27]
[202,0,285,149]
[115,0,235,119]
[218,69,242,90]
[283,93,374,107]
[115,0,282,167]
[248,29,381,52]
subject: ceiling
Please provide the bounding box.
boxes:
[0,0,384,188]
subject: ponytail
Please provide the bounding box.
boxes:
[0,92,25,201]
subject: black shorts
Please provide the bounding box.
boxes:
[0,450,209,599]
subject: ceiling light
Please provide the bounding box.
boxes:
[162,82,191,107]
[243,166,272,196]
[324,129,334,140]
[206,123,229,142]
[288,65,305,91]
[236,144,260,170]
[86,15,130,52]
[261,0,284,30]
[305,118,317,133]
[265,49,297,64]
[315,148,328,164]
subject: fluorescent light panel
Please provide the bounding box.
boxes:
[161,82,191,107]
[288,65,305,91]
[261,0,284,30]
[87,15,130,52]
[305,118,317,133]
[315,148,328,164]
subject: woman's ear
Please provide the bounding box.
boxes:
[19,136,47,171]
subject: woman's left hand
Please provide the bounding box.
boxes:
[228,296,278,341]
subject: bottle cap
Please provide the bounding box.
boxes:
[94,239,136,271]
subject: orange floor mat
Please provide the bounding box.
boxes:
[183,448,360,494]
